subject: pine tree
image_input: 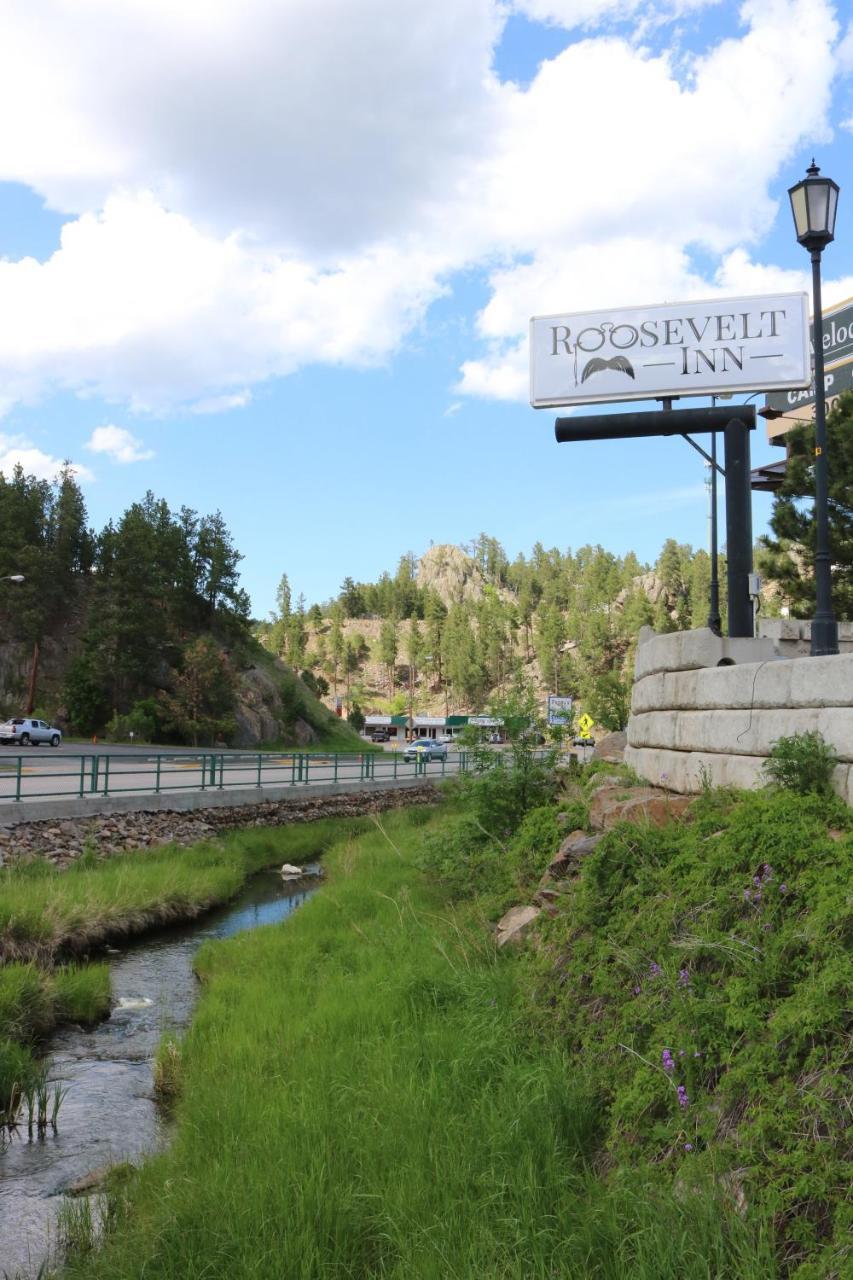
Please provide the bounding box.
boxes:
[760,391,853,619]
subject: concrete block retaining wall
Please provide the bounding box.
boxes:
[625,627,853,804]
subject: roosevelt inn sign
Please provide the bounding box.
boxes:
[531,291,811,639]
[530,293,809,407]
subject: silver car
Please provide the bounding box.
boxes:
[403,738,447,763]
[0,717,62,747]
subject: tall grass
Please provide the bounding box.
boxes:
[0,820,360,961]
[62,810,776,1279]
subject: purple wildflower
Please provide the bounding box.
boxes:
[762,864,773,880]
[678,968,690,987]
[649,962,662,977]
[678,1049,686,1057]
[753,875,761,888]
[662,1049,675,1073]
[633,985,642,996]
[677,1085,689,1109]
[684,1143,694,1152]
[779,883,788,895]
[743,889,751,902]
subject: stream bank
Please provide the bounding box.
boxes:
[0,783,438,867]
[1,866,319,1278]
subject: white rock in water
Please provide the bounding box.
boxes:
[116,997,153,1011]
[280,863,304,878]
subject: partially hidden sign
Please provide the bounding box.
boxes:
[530,293,809,408]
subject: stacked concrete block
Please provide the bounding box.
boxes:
[625,628,853,804]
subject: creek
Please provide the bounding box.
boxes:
[0,868,318,1277]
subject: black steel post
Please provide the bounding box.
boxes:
[707,427,722,634]
[809,249,839,655]
[723,417,754,637]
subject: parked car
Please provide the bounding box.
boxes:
[369,728,390,743]
[403,738,447,763]
[0,717,62,746]
[437,734,454,745]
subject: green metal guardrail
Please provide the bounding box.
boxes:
[0,748,481,803]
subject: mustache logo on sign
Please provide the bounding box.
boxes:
[581,355,635,383]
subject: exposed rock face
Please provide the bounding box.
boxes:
[233,661,320,748]
[0,785,439,869]
[416,544,511,607]
[588,785,692,831]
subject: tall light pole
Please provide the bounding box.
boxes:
[788,160,840,656]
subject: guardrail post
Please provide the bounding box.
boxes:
[333,753,338,783]
[393,754,398,780]
[90,754,99,794]
[102,754,110,796]
[200,753,207,790]
[155,755,161,794]
[79,755,86,798]
[257,752,263,788]
[14,755,22,801]
[304,754,309,784]
[218,753,225,789]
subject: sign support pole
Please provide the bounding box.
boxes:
[555,405,756,639]
[723,417,754,637]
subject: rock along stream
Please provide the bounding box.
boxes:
[0,869,318,1277]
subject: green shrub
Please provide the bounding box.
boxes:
[558,798,590,832]
[763,730,838,796]
[506,804,562,884]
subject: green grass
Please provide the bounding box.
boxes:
[0,820,362,962]
[0,960,111,1118]
[61,809,777,1280]
[527,787,852,1278]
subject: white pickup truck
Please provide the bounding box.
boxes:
[0,717,62,746]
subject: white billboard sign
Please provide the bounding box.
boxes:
[547,695,573,726]
[530,293,810,408]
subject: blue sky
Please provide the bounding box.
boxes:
[0,0,851,615]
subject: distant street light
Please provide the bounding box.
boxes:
[788,160,840,656]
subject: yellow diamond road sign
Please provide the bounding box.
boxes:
[578,713,594,738]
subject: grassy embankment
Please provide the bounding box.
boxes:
[56,802,790,1280]
[0,820,360,1125]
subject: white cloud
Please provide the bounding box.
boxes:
[0,433,93,482]
[509,0,718,33]
[0,0,847,412]
[0,0,501,254]
[85,424,154,464]
[189,391,252,415]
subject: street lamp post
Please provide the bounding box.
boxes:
[788,160,840,656]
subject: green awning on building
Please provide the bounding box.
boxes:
[445,716,469,726]
[390,715,409,727]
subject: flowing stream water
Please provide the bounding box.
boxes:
[0,869,318,1277]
